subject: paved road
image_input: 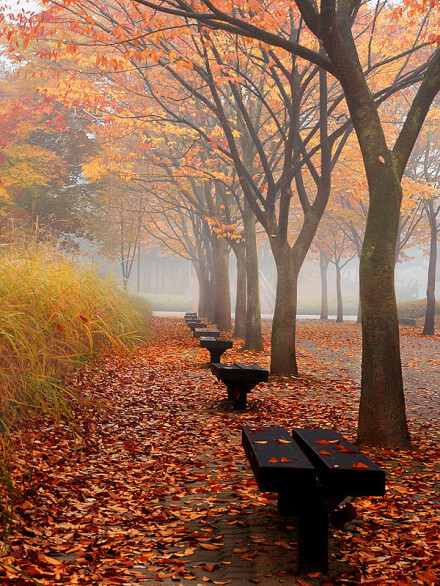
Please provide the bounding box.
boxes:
[294,321,440,422]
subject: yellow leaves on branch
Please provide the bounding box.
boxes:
[205,217,243,241]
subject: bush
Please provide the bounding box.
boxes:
[397,299,440,319]
[297,295,359,315]
[0,245,151,430]
[141,293,193,311]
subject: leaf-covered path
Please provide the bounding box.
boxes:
[3,317,440,585]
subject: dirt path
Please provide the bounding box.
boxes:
[2,317,439,585]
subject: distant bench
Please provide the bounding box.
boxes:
[186,320,208,331]
[184,312,198,320]
[211,362,269,409]
[200,336,233,363]
[242,425,385,572]
[194,328,220,338]
[398,317,416,326]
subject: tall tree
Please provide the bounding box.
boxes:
[118,0,440,448]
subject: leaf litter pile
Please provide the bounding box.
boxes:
[2,317,440,585]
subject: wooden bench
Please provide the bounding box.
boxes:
[211,362,269,409]
[398,317,416,326]
[242,425,386,572]
[199,336,233,363]
[187,320,207,331]
[184,312,198,319]
[194,327,220,338]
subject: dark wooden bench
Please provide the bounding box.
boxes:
[398,317,416,326]
[184,312,198,318]
[199,336,233,363]
[242,425,386,572]
[211,362,269,409]
[187,320,207,331]
[194,328,220,338]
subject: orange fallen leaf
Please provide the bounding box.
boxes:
[281,457,291,462]
[352,462,369,469]
[275,540,294,549]
[268,457,278,463]
[316,440,331,444]
[233,547,249,553]
[253,441,268,444]
[416,570,438,584]
[319,450,331,456]
[37,553,63,566]
[274,438,292,444]
[335,445,358,453]
[200,543,220,550]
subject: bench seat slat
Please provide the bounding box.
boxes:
[242,425,316,493]
[194,328,220,338]
[292,428,386,497]
[234,362,269,383]
[211,362,240,380]
[200,337,233,350]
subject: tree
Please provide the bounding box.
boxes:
[118,0,440,448]
[405,110,440,335]
[0,54,97,245]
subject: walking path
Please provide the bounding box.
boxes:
[2,317,439,585]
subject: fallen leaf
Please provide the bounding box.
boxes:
[319,450,332,456]
[268,457,278,463]
[334,445,359,453]
[275,540,294,550]
[37,553,63,566]
[352,462,369,469]
[281,457,291,462]
[416,571,438,584]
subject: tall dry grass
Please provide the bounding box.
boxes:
[0,244,151,542]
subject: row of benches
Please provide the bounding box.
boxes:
[183,311,386,573]
[184,312,269,409]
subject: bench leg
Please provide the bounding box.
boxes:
[225,384,234,400]
[233,389,247,410]
[277,491,297,516]
[209,349,224,363]
[297,498,328,573]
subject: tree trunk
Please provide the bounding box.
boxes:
[357,175,410,448]
[195,263,211,319]
[335,264,343,323]
[270,249,299,375]
[232,243,247,338]
[320,250,329,320]
[211,236,232,331]
[422,201,437,336]
[242,203,263,350]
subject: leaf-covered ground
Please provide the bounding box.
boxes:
[2,317,440,585]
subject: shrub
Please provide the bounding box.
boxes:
[397,299,440,319]
[297,295,359,315]
[0,245,151,430]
